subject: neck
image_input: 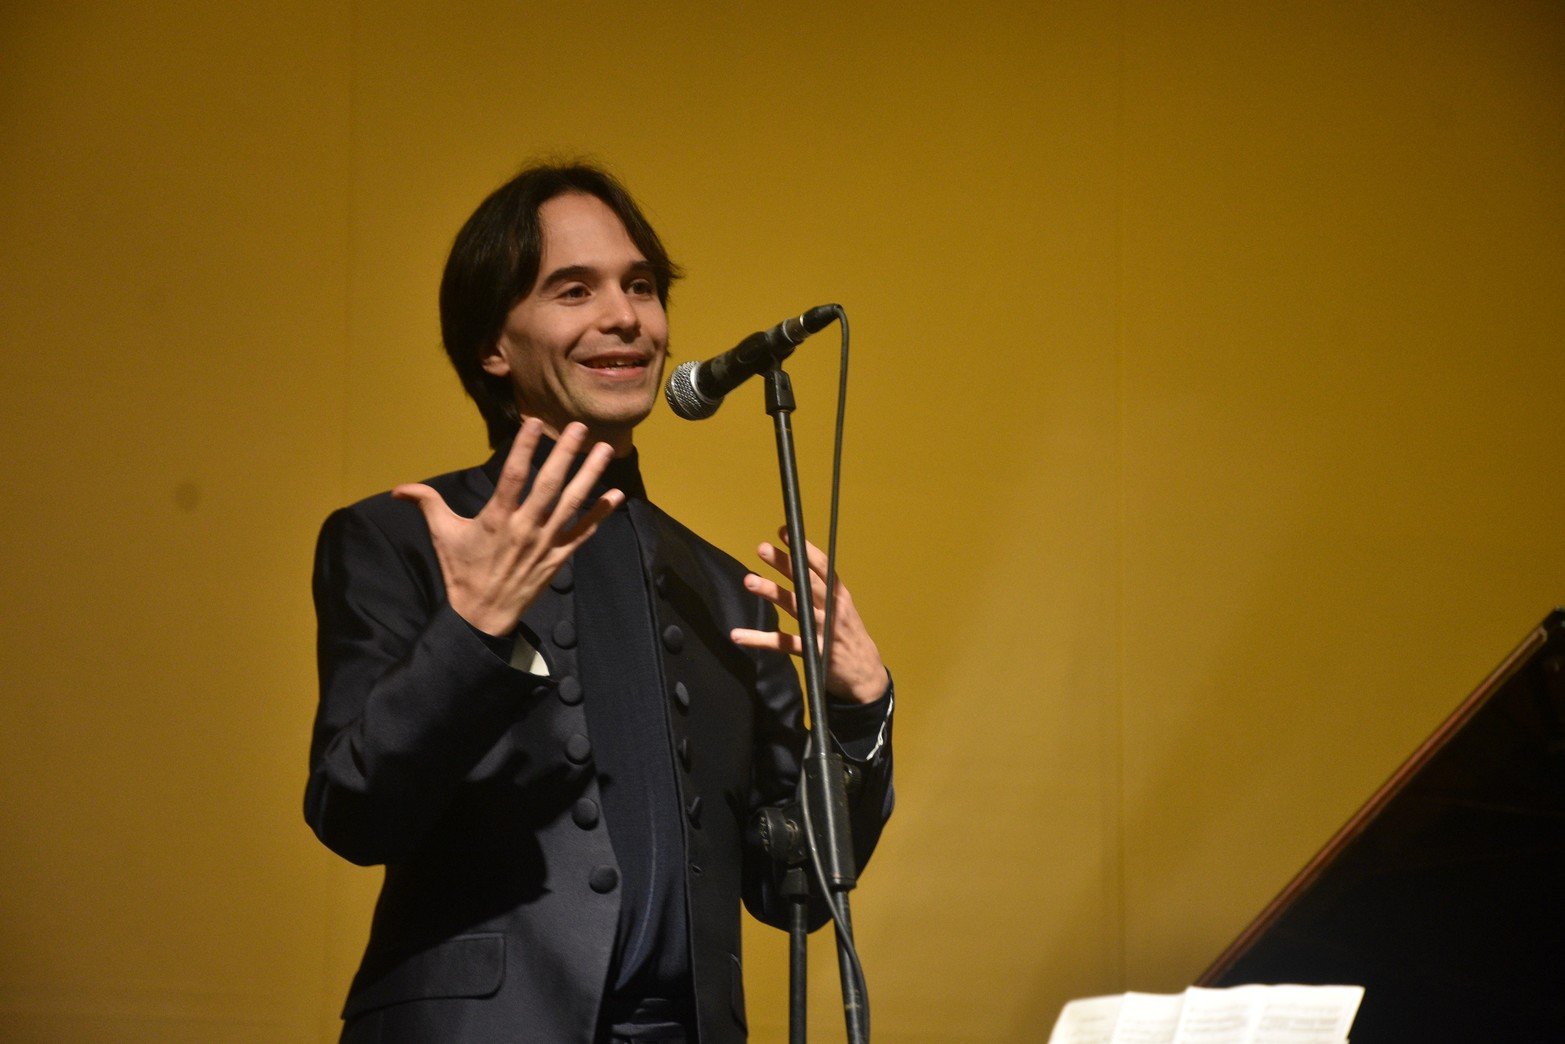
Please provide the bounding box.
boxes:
[525,415,636,458]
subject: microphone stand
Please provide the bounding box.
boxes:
[756,362,868,1044]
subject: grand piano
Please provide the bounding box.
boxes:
[1198,609,1565,1041]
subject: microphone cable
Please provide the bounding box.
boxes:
[790,303,872,1039]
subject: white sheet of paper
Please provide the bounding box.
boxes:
[1251,985,1364,1044]
[1169,985,1266,1044]
[1048,994,1126,1044]
[1108,992,1186,1044]
[1051,982,1365,1044]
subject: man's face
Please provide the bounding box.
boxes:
[482,192,669,455]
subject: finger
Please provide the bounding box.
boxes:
[757,542,829,604]
[777,526,831,579]
[392,483,459,532]
[757,540,792,576]
[742,572,800,621]
[729,627,804,657]
[490,418,544,513]
[545,441,616,533]
[519,422,589,525]
[772,535,855,619]
[558,488,624,547]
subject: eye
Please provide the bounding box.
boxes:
[628,277,657,297]
[559,284,590,300]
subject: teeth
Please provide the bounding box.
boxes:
[588,359,641,369]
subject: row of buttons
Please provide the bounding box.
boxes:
[547,561,618,891]
[657,571,701,841]
[659,567,704,878]
[547,561,703,894]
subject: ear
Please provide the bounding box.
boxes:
[479,339,512,378]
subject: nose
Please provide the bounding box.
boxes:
[597,286,640,337]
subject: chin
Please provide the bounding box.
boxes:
[605,390,659,422]
[584,402,656,438]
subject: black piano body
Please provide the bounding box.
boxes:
[1200,609,1565,1042]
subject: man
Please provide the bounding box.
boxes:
[305,164,894,1042]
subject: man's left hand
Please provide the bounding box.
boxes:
[730,528,888,705]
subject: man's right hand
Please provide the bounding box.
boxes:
[392,418,620,637]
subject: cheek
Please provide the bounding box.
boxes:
[645,308,670,345]
[506,327,568,374]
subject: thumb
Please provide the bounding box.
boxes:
[392,483,457,534]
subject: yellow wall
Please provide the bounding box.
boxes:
[2,1,1560,1040]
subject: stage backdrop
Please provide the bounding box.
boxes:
[2,1,1561,1039]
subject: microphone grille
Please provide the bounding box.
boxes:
[664,360,720,420]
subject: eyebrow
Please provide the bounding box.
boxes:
[535,260,655,293]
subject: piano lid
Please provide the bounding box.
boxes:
[1199,609,1565,1044]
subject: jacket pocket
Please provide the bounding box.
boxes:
[342,932,505,1019]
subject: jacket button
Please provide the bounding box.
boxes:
[685,796,703,826]
[572,798,600,829]
[673,682,690,712]
[662,624,684,654]
[654,570,669,597]
[550,563,573,593]
[589,866,619,893]
[565,734,593,764]
[552,619,576,649]
[557,676,582,705]
[678,737,692,770]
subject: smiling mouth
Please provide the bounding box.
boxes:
[582,358,647,370]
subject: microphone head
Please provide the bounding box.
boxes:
[664,359,721,420]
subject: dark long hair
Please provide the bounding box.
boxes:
[439,163,682,447]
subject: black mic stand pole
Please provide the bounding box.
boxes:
[761,362,868,1044]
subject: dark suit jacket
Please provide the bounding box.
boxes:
[305,447,893,1042]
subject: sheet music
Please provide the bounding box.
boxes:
[1109,992,1185,1044]
[1049,984,1363,1044]
[1047,994,1125,1044]
[1170,986,1265,1044]
[1252,985,1363,1044]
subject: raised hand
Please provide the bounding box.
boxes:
[730,528,889,705]
[392,419,620,637]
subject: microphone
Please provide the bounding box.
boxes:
[664,304,838,420]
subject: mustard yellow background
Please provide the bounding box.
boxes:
[2,2,1561,1040]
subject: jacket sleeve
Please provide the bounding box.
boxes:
[304,504,545,866]
[741,596,895,931]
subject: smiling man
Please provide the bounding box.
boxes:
[305,164,895,1043]
[479,190,668,457]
